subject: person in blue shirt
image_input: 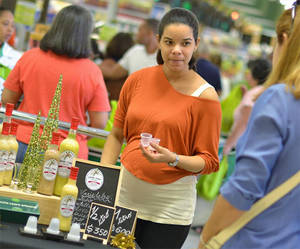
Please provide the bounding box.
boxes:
[197,3,300,249]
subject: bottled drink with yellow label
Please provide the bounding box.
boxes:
[53,117,79,196]
[0,122,10,186]
[57,166,79,232]
[37,132,61,195]
[4,122,18,185]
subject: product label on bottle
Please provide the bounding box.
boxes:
[0,150,8,171]
[85,168,104,191]
[43,159,59,181]
[7,151,17,170]
[60,195,76,217]
[58,151,75,178]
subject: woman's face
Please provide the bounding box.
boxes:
[159,23,198,72]
[0,11,14,44]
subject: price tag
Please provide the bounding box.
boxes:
[111,206,137,237]
[83,202,115,242]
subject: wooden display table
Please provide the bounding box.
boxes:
[0,186,60,225]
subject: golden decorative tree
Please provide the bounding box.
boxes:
[18,112,41,189]
[18,75,63,190]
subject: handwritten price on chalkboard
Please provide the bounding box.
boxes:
[90,205,109,226]
[115,209,132,225]
[111,224,130,236]
[86,223,108,237]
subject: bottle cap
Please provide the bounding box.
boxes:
[10,122,18,136]
[5,103,14,117]
[70,117,80,130]
[2,122,10,135]
[51,132,60,145]
[69,167,79,180]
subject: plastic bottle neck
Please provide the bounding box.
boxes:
[67,178,77,186]
[0,134,7,140]
[1,133,9,139]
[48,143,59,151]
[4,116,11,123]
[67,129,77,139]
[9,134,16,140]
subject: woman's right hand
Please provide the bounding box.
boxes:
[139,142,175,164]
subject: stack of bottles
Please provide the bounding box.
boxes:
[0,114,80,191]
[0,112,81,234]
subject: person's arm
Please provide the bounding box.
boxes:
[197,195,245,249]
[223,105,252,155]
[1,88,22,106]
[99,63,128,80]
[100,126,124,165]
[88,110,109,130]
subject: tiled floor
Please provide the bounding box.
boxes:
[182,197,216,249]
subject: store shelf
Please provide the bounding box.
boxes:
[0,107,109,139]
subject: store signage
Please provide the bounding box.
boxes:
[72,159,121,230]
[111,206,137,237]
[83,202,115,242]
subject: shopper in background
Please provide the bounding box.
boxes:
[197,5,300,249]
[222,58,271,155]
[210,52,231,100]
[0,7,22,94]
[100,18,159,79]
[100,32,134,101]
[2,5,110,161]
[90,38,104,65]
[195,41,222,96]
[101,8,221,249]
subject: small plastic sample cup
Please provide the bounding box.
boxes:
[140,133,152,147]
[46,218,60,235]
[149,138,160,153]
[24,216,38,234]
[66,223,81,242]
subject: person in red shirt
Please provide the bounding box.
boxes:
[2,5,110,161]
[101,8,221,249]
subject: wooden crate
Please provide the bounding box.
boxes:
[0,186,60,225]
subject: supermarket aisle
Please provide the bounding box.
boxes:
[182,196,216,249]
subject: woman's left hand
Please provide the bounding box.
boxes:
[139,142,175,164]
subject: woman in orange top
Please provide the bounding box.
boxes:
[101,8,221,249]
[2,5,110,160]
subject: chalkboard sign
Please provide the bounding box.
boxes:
[72,159,122,229]
[111,206,138,237]
[83,202,115,241]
